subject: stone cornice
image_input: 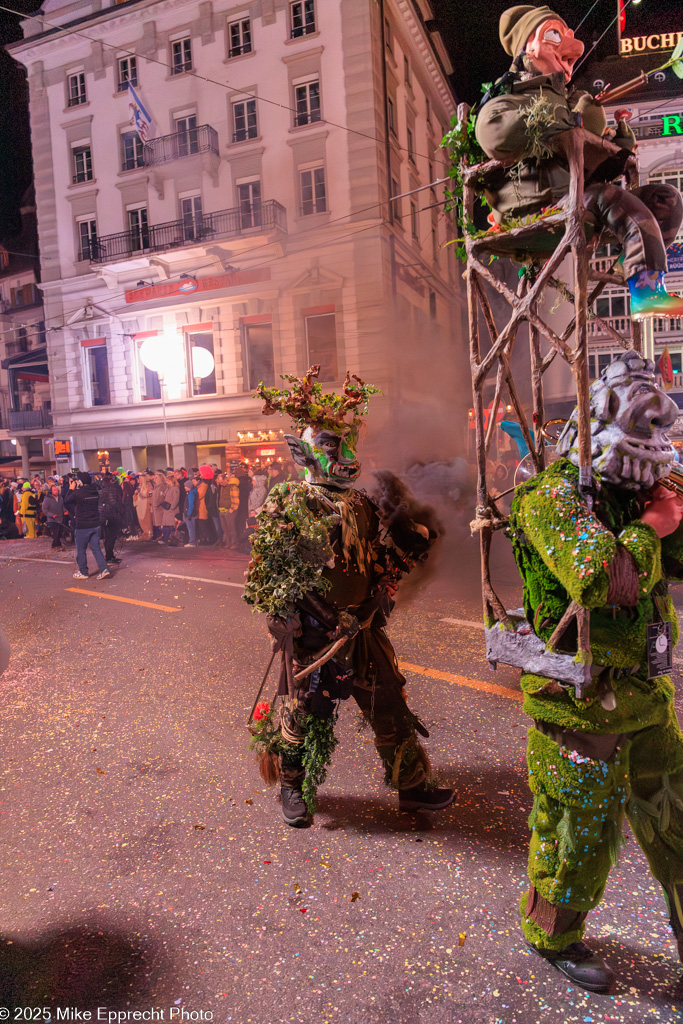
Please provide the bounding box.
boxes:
[10,0,195,64]
[395,0,455,117]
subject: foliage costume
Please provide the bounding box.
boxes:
[508,350,683,977]
[244,367,453,827]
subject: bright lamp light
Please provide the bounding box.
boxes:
[192,346,215,380]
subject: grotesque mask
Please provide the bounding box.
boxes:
[526,18,583,81]
[285,425,361,490]
[556,351,679,489]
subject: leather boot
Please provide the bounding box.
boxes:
[280,783,312,828]
[398,783,456,811]
[528,941,615,993]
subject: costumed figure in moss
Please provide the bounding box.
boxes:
[509,349,683,992]
[244,366,454,828]
[474,4,683,319]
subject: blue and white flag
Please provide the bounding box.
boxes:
[128,82,153,142]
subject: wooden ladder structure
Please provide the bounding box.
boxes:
[460,103,641,693]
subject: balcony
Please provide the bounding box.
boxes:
[89,199,288,264]
[9,408,53,432]
[588,314,683,340]
[143,125,219,167]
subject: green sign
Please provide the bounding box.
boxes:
[663,114,683,136]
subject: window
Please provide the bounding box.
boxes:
[171,37,192,75]
[175,113,199,156]
[407,126,415,163]
[404,56,411,87]
[85,343,110,406]
[121,131,143,171]
[432,223,439,262]
[294,80,321,127]
[428,161,436,198]
[649,168,683,244]
[237,181,262,229]
[78,219,97,261]
[244,322,274,389]
[387,96,396,135]
[300,166,326,215]
[672,351,683,378]
[594,290,629,319]
[72,145,93,184]
[429,291,437,320]
[228,18,252,57]
[410,200,418,240]
[384,17,393,52]
[67,71,86,107]
[426,97,431,125]
[290,0,315,38]
[187,331,216,396]
[180,195,203,241]
[232,99,258,142]
[391,176,401,219]
[9,284,39,307]
[588,351,621,381]
[128,207,149,252]
[305,313,338,382]
[135,336,161,400]
[117,55,137,91]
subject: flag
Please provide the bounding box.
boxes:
[619,0,626,33]
[659,346,674,391]
[128,82,153,143]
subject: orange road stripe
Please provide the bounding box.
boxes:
[398,661,523,702]
[65,588,181,612]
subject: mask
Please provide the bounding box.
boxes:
[556,351,678,489]
[285,425,361,490]
[526,19,583,81]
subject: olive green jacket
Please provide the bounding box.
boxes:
[474,72,608,222]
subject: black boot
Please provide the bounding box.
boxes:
[528,941,615,993]
[398,783,456,811]
[280,784,312,828]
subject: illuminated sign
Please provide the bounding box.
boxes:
[256,447,276,457]
[125,268,271,304]
[620,31,683,55]
[663,115,683,136]
[54,440,71,457]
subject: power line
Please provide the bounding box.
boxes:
[0,2,451,167]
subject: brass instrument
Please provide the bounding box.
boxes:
[659,464,683,499]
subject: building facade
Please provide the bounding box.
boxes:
[8,0,464,475]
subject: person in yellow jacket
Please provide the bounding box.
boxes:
[19,482,37,538]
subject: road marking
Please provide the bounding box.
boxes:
[0,555,70,565]
[398,661,523,702]
[440,617,485,630]
[65,588,181,612]
[156,571,244,589]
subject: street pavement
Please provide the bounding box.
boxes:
[0,533,682,1024]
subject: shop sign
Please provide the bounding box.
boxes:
[256,447,276,457]
[663,115,683,136]
[54,440,71,458]
[125,268,271,304]
[620,31,683,55]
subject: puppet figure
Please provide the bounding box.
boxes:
[244,367,454,828]
[474,4,683,319]
[509,350,683,992]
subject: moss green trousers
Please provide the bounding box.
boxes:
[521,708,683,952]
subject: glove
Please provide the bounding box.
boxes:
[334,610,360,640]
[571,93,607,138]
[612,118,636,152]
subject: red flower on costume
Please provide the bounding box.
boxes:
[253,701,270,722]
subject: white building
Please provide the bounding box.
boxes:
[8,0,465,475]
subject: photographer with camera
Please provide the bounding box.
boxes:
[64,472,111,580]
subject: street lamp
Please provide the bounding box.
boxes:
[139,334,217,468]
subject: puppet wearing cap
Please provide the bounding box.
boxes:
[475,4,683,320]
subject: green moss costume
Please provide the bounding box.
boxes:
[509,457,683,951]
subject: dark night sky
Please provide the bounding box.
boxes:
[0,0,681,239]
[431,0,683,103]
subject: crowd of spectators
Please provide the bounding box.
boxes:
[0,461,296,563]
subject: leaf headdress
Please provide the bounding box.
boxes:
[255,364,380,433]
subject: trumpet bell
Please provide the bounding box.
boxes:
[514,448,560,487]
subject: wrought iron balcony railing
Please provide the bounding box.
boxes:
[9,408,53,431]
[89,199,287,263]
[143,125,219,166]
